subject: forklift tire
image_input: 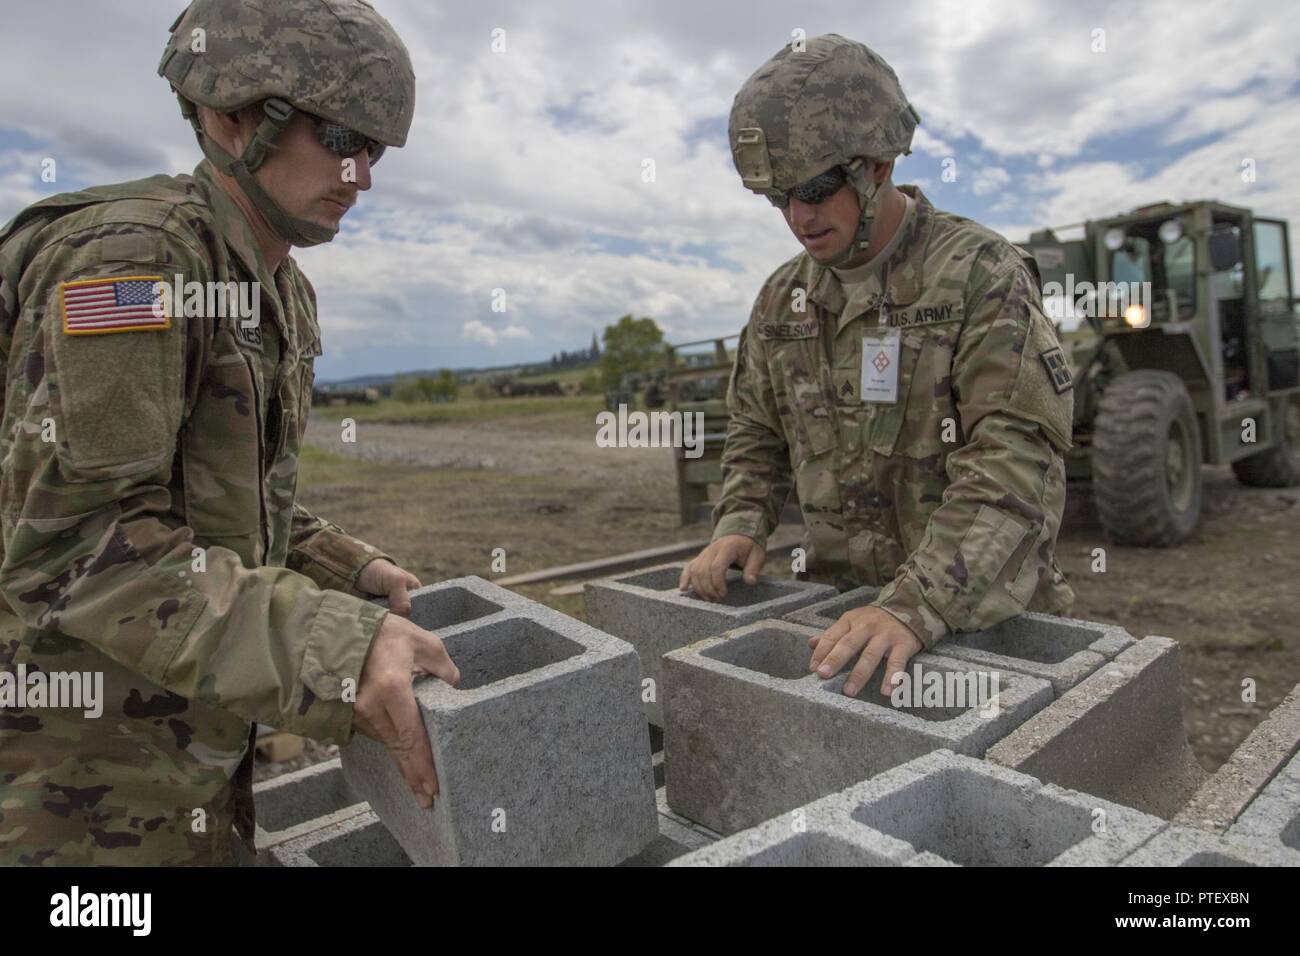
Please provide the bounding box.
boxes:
[1232,393,1300,487]
[1091,370,1202,546]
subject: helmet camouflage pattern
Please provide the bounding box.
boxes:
[158,0,415,245]
[729,34,921,265]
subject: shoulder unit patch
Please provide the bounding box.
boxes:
[1039,345,1073,393]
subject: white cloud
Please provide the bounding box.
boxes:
[971,165,1011,196]
[462,319,532,347]
[2,0,1297,379]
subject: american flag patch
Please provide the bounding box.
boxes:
[60,275,169,335]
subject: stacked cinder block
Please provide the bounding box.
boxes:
[584,563,836,725]
[270,811,413,867]
[341,576,659,866]
[618,790,720,867]
[252,758,369,861]
[781,586,882,629]
[1119,824,1300,867]
[786,590,1133,696]
[669,750,1165,866]
[250,578,1291,867]
[985,636,1208,818]
[1226,747,1300,856]
[662,620,1054,834]
[1175,684,1300,833]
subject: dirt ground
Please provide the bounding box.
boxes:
[289,405,1300,775]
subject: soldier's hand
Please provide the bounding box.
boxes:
[678,534,766,602]
[808,605,923,698]
[354,613,460,808]
[356,558,422,615]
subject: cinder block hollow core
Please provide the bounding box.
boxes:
[306,817,411,868]
[701,626,812,680]
[944,619,1100,665]
[848,766,1092,866]
[745,831,876,866]
[257,763,359,834]
[441,619,585,691]
[820,659,998,724]
[409,585,503,632]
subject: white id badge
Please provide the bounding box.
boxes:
[861,329,901,403]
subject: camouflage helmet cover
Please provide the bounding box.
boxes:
[159,0,415,147]
[157,0,414,246]
[729,34,920,194]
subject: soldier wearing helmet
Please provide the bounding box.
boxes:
[681,35,1075,699]
[0,0,458,865]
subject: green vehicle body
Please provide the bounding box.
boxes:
[1028,199,1299,543]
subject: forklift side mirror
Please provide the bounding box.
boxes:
[1208,230,1241,271]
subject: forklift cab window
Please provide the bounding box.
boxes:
[1209,222,1248,399]
[1210,224,1244,298]
[1112,239,1151,285]
[1253,220,1291,308]
[1161,235,1196,316]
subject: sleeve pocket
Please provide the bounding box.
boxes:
[941,503,1032,622]
[47,314,184,482]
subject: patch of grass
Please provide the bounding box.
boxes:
[308,394,605,424]
[512,367,596,386]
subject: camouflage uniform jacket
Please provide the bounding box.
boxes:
[0,161,394,864]
[712,185,1076,647]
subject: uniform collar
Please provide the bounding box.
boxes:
[192,160,294,349]
[807,184,934,327]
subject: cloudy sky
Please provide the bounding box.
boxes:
[2,0,1298,382]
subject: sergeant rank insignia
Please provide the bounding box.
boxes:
[1039,346,1074,393]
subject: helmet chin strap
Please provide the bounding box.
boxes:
[820,158,883,269]
[184,97,338,248]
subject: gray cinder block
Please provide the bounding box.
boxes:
[252,758,369,855]
[782,586,882,630]
[342,576,658,867]
[584,563,836,726]
[985,636,1208,818]
[1120,824,1300,867]
[1227,747,1300,855]
[788,596,1133,697]
[670,750,1164,866]
[269,811,412,867]
[619,799,717,867]
[662,620,1053,834]
[1175,684,1300,833]
[937,612,1132,696]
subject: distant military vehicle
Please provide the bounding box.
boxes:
[311,386,380,406]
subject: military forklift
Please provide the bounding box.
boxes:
[1028,200,1299,546]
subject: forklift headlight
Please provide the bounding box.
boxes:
[1104,227,1126,251]
[1158,218,1183,244]
[1123,304,1149,328]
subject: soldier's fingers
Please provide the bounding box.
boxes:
[404,569,422,590]
[809,616,852,664]
[741,544,766,585]
[412,631,460,686]
[389,578,414,616]
[843,635,889,698]
[353,700,396,747]
[682,556,707,595]
[707,551,732,602]
[880,640,917,697]
[385,690,438,804]
[817,623,871,679]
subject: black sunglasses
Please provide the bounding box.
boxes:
[311,116,386,165]
[766,166,847,209]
